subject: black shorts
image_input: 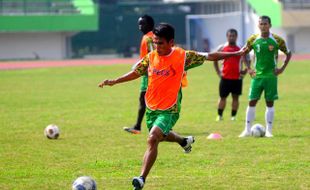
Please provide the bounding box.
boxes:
[219,78,242,98]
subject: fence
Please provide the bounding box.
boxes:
[280,0,310,10]
[0,0,79,15]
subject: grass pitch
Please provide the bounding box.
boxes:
[0,61,309,189]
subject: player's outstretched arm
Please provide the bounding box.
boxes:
[98,70,140,88]
[207,48,246,61]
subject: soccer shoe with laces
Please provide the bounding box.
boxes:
[123,127,141,134]
[182,136,195,153]
[238,130,251,138]
[265,130,273,138]
[132,176,144,190]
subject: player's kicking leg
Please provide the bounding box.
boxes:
[164,131,195,153]
[132,128,195,189]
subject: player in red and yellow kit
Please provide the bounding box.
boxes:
[123,15,155,134]
[213,29,250,121]
[98,23,244,189]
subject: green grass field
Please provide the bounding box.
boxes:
[0,61,309,190]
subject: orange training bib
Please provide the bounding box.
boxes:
[145,47,186,110]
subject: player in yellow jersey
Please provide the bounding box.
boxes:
[123,15,155,134]
[99,23,244,189]
[239,16,292,138]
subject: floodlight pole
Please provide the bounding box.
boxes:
[185,15,190,50]
[241,0,246,45]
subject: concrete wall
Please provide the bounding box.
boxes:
[291,28,310,53]
[186,12,259,51]
[272,27,310,54]
[186,11,310,54]
[0,32,73,60]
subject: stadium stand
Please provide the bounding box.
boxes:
[0,0,80,15]
[0,0,98,60]
[280,0,310,10]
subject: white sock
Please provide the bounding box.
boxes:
[245,106,255,132]
[265,107,274,133]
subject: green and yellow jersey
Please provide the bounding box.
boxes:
[134,50,207,77]
[139,31,154,91]
[246,33,290,78]
[140,31,154,59]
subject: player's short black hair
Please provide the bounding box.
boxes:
[141,14,154,29]
[153,23,175,42]
[226,28,238,36]
[260,15,272,25]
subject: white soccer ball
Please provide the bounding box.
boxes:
[250,124,266,137]
[72,176,97,190]
[44,124,60,139]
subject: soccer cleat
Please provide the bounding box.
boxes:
[123,127,141,134]
[265,130,273,138]
[132,176,144,190]
[182,136,195,153]
[238,130,251,138]
[216,116,223,122]
[231,117,236,121]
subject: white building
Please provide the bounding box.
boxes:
[184,0,310,53]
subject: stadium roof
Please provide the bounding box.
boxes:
[163,0,239,2]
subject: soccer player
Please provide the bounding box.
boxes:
[239,15,292,138]
[123,15,155,134]
[98,23,244,189]
[213,28,250,121]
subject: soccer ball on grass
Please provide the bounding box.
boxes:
[250,123,265,137]
[44,124,60,139]
[72,176,97,190]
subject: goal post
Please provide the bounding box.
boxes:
[185,12,258,51]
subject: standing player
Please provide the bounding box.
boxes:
[239,15,291,138]
[213,29,250,121]
[123,15,155,134]
[98,23,244,189]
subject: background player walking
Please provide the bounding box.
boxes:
[123,15,155,134]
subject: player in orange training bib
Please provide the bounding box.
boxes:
[98,23,245,189]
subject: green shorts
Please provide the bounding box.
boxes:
[248,77,278,101]
[145,109,180,135]
[140,75,148,92]
[145,90,183,135]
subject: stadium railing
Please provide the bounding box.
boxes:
[280,0,310,10]
[0,0,81,15]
